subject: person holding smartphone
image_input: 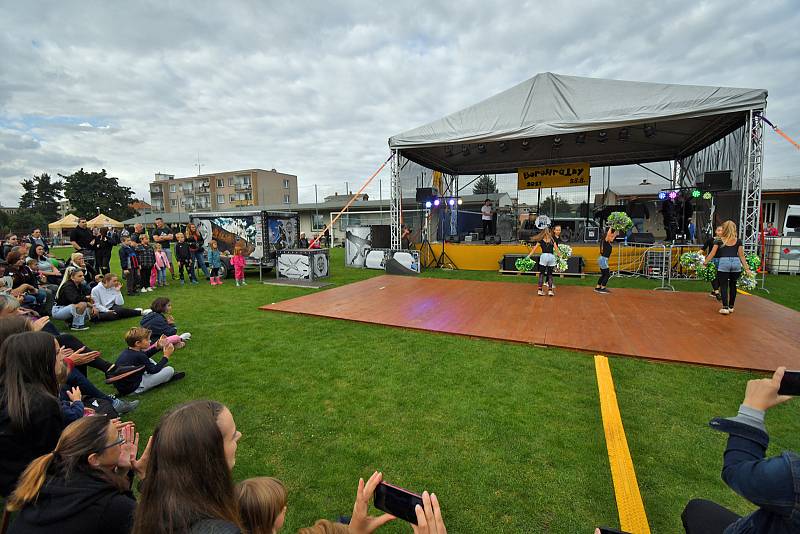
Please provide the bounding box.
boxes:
[682,367,799,534]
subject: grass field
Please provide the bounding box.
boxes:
[52,246,800,533]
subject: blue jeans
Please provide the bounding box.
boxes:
[192,250,210,278]
[717,257,742,272]
[157,268,167,285]
[51,304,90,327]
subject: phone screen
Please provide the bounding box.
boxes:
[598,528,631,534]
[373,481,423,525]
[778,371,800,396]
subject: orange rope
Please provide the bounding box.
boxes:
[308,154,393,248]
[775,127,800,150]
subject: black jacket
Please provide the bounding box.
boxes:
[69,226,95,251]
[8,470,136,534]
[135,244,156,269]
[141,312,177,341]
[175,241,192,262]
[0,391,62,497]
[113,346,168,396]
[56,281,90,307]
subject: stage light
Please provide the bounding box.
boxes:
[598,131,608,143]
[553,136,562,147]
[433,198,440,207]
[457,198,463,205]
[658,191,668,200]
[499,141,508,152]
[461,145,470,156]
[644,124,656,138]
[618,128,629,142]
[477,143,486,153]
[521,139,530,150]
[576,133,586,144]
[703,192,712,200]
[444,146,452,157]
[425,201,432,208]
[668,191,678,200]
[448,198,455,206]
[692,189,701,198]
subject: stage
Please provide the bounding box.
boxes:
[261,275,800,372]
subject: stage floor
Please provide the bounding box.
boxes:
[261,275,800,372]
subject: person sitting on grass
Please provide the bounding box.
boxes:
[112,326,184,396]
[6,416,148,534]
[236,477,287,534]
[91,273,151,322]
[682,367,799,534]
[141,297,190,348]
[67,252,96,288]
[52,266,95,331]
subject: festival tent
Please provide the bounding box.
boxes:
[388,72,767,175]
[47,214,80,231]
[87,213,123,228]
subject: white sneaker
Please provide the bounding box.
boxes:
[180,332,192,341]
[719,308,730,315]
[140,288,147,293]
[147,287,154,292]
[141,308,152,315]
[134,307,142,312]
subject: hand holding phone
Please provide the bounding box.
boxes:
[349,471,395,533]
[743,367,795,411]
[374,481,423,525]
[778,370,800,396]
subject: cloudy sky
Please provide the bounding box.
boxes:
[1,0,798,207]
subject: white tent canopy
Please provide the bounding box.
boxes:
[389,72,767,175]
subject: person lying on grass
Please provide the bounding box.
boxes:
[112,327,185,397]
[141,297,191,349]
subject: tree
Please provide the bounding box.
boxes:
[60,168,137,220]
[8,209,48,235]
[472,175,498,195]
[539,195,572,216]
[18,173,64,222]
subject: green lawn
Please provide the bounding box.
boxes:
[51,246,800,533]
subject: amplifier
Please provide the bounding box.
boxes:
[628,232,655,245]
[585,227,599,242]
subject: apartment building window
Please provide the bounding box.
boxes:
[216,178,224,188]
[312,214,325,231]
[228,177,234,186]
[283,194,290,204]
[217,194,225,204]
[283,179,290,189]
[229,194,236,203]
[244,192,253,201]
[171,199,178,207]
[170,184,177,193]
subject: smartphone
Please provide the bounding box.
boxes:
[598,528,631,534]
[373,481,423,525]
[778,370,800,396]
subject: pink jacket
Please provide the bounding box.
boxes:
[155,250,170,269]
[230,255,246,270]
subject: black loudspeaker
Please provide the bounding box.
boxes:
[446,234,461,243]
[628,232,655,244]
[584,227,599,242]
[415,187,437,203]
[485,235,501,245]
[701,171,732,192]
[385,258,418,276]
[370,225,390,249]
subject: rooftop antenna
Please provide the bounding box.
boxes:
[195,153,204,176]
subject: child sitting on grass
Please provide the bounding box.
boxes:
[236,477,287,534]
[141,296,191,349]
[112,326,185,396]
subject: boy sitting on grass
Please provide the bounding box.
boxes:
[112,326,186,396]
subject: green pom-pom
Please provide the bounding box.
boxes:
[697,262,717,281]
[557,243,572,258]
[745,253,761,271]
[515,258,535,272]
[680,251,705,270]
[737,272,757,290]
[607,211,633,232]
[554,257,569,273]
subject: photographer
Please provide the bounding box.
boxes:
[682,367,799,533]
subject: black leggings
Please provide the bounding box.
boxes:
[718,270,740,308]
[538,267,554,288]
[210,267,219,277]
[710,276,720,292]
[597,268,611,287]
[681,499,740,534]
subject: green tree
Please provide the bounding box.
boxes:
[9,209,48,235]
[472,174,498,195]
[18,173,64,221]
[539,195,572,216]
[60,168,136,220]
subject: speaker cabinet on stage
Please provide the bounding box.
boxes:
[701,170,732,192]
[629,232,655,245]
[485,235,501,245]
[370,225,390,249]
[446,234,461,243]
[415,187,438,203]
[584,227,599,242]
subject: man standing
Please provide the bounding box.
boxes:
[481,199,494,238]
[626,196,650,243]
[131,223,145,243]
[152,217,175,278]
[69,218,94,253]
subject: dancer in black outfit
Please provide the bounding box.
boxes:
[595,228,618,293]
[703,220,753,315]
[524,228,557,296]
[702,225,723,300]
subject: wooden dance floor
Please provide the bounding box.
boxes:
[261,275,800,372]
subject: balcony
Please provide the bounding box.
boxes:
[234,181,252,191]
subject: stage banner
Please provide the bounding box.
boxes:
[517,163,590,190]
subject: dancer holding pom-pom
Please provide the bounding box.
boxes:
[595,227,618,294]
[524,227,558,296]
[703,220,752,315]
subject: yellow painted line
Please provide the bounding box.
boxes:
[737,289,751,295]
[594,355,651,534]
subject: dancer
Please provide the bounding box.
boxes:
[207,239,223,286]
[702,225,723,300]
[595,227,618,294]
[703,220,752,315]
[231,246,247,287]
[524,227,557,296]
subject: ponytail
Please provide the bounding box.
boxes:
[55,266,79,299]
[6,453,55,511]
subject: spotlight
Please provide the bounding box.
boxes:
[499,141,508,152]
[658,191,668,200]
[444,146,453,157]
[433,198,440,207]
[644,124,656,138]
[457,198,463,205]
[692,189,701,198]
[448,198,456,206]
[461,145,470,156]
[703,192,712,200]
[618,128,629,142]
[553,136,562,147]
[598,131,608,143]
[576,133,586,144]
[425,201,432,208]
[668,191,678,200]
[521,139,530,150]
[477,144,486,153]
